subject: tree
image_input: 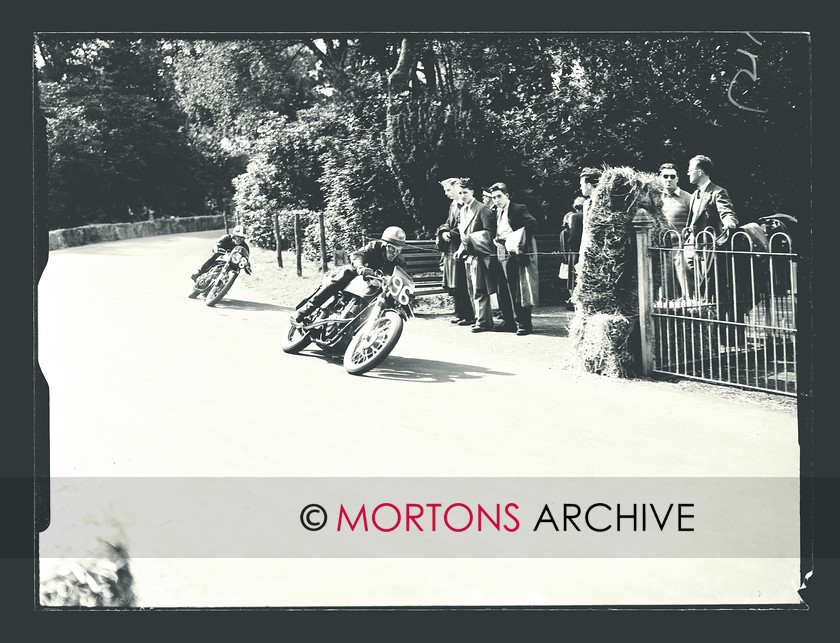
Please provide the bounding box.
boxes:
[36,34,810,242]
[37,36,229,228]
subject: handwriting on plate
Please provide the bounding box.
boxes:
[728,32,768,114]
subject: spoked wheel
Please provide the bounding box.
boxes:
[280,320,313,354]
[204,270,238,307]
[189,269,216,298]
[343,310,404,375]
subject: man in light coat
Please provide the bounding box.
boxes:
[436,177,473,325]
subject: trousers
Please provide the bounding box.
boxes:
[496,251,532,331]
[465,257,493,329]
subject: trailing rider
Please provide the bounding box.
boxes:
[191,225,251,282]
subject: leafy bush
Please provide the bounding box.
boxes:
[231,102,408,257]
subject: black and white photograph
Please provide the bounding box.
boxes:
[32,31,815,610]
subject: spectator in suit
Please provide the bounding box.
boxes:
[436,177,474,325]
[454,178,498,332]
[559,196,586,308]
[573,167,602,287]
[579,167,601,216]
[488,182,539,335]
[684,155,739,303]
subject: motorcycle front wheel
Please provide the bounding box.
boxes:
[343,310,404,375]
[205,270,238,307]
[280,320,313,354]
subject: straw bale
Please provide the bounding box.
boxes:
[569,311,637,378]
[569,166,667,377]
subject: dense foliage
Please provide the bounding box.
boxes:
[36,33,811,253]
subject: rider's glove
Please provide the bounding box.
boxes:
[357,265,374,277]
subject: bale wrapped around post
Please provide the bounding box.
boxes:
[569,167,667,377]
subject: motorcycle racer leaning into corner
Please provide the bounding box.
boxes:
[293,226,408,323]
[191,224,252,282]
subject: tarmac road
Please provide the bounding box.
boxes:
[37,230,803,608]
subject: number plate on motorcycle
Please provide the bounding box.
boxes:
[388,265,415,305]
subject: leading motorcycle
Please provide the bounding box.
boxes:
[188,245,252,306]
[280,265,415,375]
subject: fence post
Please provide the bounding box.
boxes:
[632,208,655,376]
[273,213,283,268]
[294,211,302,277]
[318,212,328,272]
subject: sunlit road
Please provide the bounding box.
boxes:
[37,231,802,607]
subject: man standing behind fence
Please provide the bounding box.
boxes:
[489,182,539,335]
[436,177,474,325]
[659,162,693,299]
[685,155,739,303]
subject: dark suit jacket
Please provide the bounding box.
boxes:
[457,198,497,292]
[497,201,537,237]
[687,182,739,243]
[350,239,407,274]
[567,210,583,252]
[458,198,497,255]
[435,200,462,253]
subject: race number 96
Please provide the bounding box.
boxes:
[388,275,412,306]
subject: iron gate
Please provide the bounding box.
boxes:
[648,228,797,395]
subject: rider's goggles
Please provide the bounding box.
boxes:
[385,243,401,259]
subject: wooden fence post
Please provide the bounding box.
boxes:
[632,208,655,376]
[318,212,328,272]
[273,213,283,268]
[294,210,302,277]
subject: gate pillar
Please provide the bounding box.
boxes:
[632,209,655,376]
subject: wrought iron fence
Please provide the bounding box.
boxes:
[648,228,797,395]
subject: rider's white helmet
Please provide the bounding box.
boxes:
[232,225,246,238]
[381,226,406,246]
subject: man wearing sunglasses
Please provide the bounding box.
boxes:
[659,163,693,298]
[659,163,692,234]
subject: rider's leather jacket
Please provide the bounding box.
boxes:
[349,240,407,275]
[215,234,250,254]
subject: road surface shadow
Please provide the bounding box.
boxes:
[210,298,288,312]
[294,351,515,383]
[363,355,515,382]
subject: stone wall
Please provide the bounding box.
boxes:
[48,215,227,251]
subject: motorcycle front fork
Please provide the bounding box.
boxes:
[355,297,386,338]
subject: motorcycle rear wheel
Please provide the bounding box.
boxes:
[280,320,313,354]
[205,270,238,307]
[343,310,403,375]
